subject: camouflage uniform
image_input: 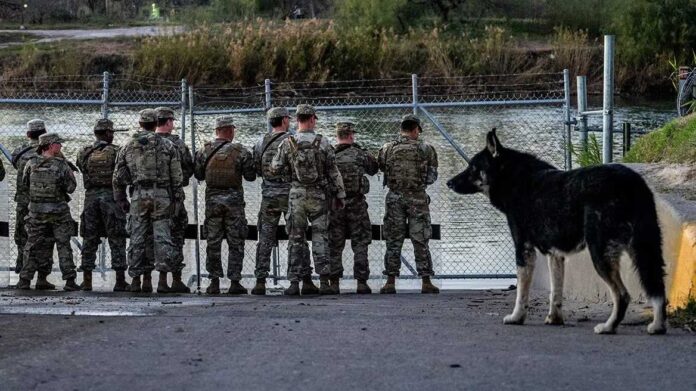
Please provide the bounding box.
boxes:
[271,105,346,281]
[75,120,127,273]
[11,120,52,274]
[253,107,291,279]
[194,117,256,281]
[21,133,78,281]
[329,123,379,280]
[378,115,438,277]
[113,110,183,278]
[156,107,194,273]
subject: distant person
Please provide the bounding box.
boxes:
[378,115,439,294]
[155,106,194,293]
[11,119,53,282]
[113,109,183,293]
[329,122,378,294]
[194,116,256,295]
[271,104,346,296]
[17,133,79,291]
[251,107,291,295]
[75,119,129,292]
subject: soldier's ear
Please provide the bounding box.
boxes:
[486,128,501,158]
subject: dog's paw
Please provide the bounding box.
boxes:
[647,322,667,335]
[503,313,526,325]
[544,314,564,325]
[593,323,617,334]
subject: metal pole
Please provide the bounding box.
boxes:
[180,79,187,141]
[189,85,201,293]
[563,69,572,170]
[411,74,418,115]
[101,71,110,119]
[623,122,631,156]
[576,75,589,151]
[602,35,615,164]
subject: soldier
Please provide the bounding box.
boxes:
[11,119,52,280]
[17,133,80,291]
[329,122,379,294]
[251,107,291,295]
[155,106,194,293]
[378,114,439,294]
[113,109,183,293]
[271,104,346,296]
[194,116,256,294]
[75,119,129,292]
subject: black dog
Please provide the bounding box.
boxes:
[447,129,666,335]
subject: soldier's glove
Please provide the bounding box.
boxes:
[332,198,345,211]
[116,199,130,213]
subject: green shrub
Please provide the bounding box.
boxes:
[623,114,696,163]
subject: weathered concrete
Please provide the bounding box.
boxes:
[0,290,694,391]
[533,163,696,309]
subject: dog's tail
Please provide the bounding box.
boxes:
[629,189,666,299]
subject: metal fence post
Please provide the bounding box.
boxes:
[411,74,418,115]
[180,79,187,141]
[602,35,615,164]
[622,122,631,156]
[576,75,588,150]
[563,69,572,170]
[189,85,201,293]
[101,71,109,119]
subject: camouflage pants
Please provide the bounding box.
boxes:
[21,210,77,281]
[287,187,329,281]
[127,188,176,277]
[329,196,372,280]
[204,196,247,280]
[79,191,127,272]
[14,202,53,274]
[170,198,188,271]
[383,191,433,277]
[254,194,288,279]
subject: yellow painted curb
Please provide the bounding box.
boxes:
[668,223,696,310]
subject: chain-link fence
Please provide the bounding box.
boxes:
[0,71,569,289]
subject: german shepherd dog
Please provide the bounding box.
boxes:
[447,130,666,334]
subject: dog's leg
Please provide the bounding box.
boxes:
[504,248,536,325]
[647,296,667,335]
[545,254,565,325]
[590,248,630,335]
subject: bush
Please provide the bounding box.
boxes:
[623,114,696,163]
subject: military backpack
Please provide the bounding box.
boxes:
[205,142,243,190]
[288,134,325,185]
[84,144,117,187]
[384,140,428,192]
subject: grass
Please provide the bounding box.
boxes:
[623,114,696,164]
[570,133,602,167]
[669,298,696,332]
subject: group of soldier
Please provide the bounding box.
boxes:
[2,103,440,295]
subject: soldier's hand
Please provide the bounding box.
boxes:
[332,198,345,211]
[117,199,130,213]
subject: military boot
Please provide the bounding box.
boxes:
[130,276,142,293]
[80,271,92,292]
[380,276,396,294]
[227,280,248,295]
[319,276,333,295]
[170,271,191,293]
[301,276,319,295]
[356,279,372,294]
[421,276,440,294]
[206,278,220,294]
[157,272,171,293]
[284,281,300,296]
[330,276,341,295]
[251,278,266,295]
[142,272,153,293]
[35,272,56,290]
[16,277,32,290]
[63,278,81,292]
[113,271,130,292]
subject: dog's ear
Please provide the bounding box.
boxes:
[486,128,501,157]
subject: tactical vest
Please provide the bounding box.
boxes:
[127,133,171,184]
[335,146,369,197]
[385,140,428,192]
[85,145,117,188]
[261,132,288,181]
[14,144,39,200]
[205,142,243,190]
[29,159,65,203]
[289,134,325,185]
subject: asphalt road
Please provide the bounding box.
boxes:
[0,289,694,391]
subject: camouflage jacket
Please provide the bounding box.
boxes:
[76,140,120,194]
[194,138,256,201]
[252,131,291,198]
[333,143,378,198]
[378,135,438,193]
[11,139,40,203]
[160,133,194,187]
[112,130,183,201]
[23,155,76,213]
[271,130,346,199]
